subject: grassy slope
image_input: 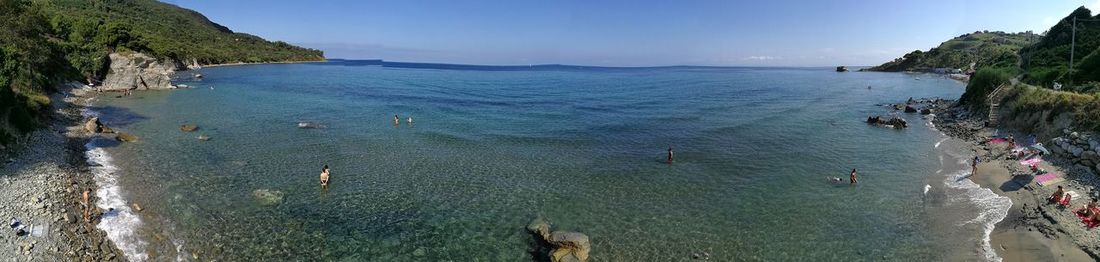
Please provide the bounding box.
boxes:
[865,31,1038,72]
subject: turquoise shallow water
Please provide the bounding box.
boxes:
[89,62,982,261]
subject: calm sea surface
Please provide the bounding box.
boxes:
[86,62,1006,261]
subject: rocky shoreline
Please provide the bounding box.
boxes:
[932,101,1100,260]
[0,84,124,261]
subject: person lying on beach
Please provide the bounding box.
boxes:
[320,165,330,189]
[1048,186,1065,204]
[849,169,858,184]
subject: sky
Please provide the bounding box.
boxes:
[166,0,1100,67]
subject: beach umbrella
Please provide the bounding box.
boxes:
[1030,143,1051,156]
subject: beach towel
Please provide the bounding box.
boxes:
[1035,173,1064,186]
[1019,157,1042,167]
[1074,208,1100,228]
[1061,192,1075,206]
[989,138,1007,144]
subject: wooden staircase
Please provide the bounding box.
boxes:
[986,84,1010,127]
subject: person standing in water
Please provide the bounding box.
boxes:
[972,156,980,175]
[320,165,330,189]
[667,146,674,163]
[849,169,858,184]
[407,116,413,124]
[394,115,400,126]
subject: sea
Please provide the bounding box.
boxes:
[82,61,1011,261]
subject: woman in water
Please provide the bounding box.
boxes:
[394,115,400,126]
[320,165,330,189]
[849,169,858,184]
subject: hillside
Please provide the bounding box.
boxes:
[1019,7,1100,92]
[0,0,324,146]
[864,31,1039,72]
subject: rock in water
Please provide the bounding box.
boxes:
[83,117,100,133]
[116,133,138,142]
[84,117,113,133]
[252,189,284,206]
[548,231,591,262]
[179,124,199,132]
[101,52,177,91]
[526,217,551,240]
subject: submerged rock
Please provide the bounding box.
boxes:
[252,189,284,206]
[548,231,591,262]
[526,216,591,262]
[115,133,138,142]
[179,124,198,132]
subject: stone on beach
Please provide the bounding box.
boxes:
[252,189,284,206]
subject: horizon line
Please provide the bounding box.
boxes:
[323,58,874,69]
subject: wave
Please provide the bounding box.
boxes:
[82,109,148,261]
[943,169,1011,262]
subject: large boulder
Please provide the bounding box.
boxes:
[548,231,591,262]
[1073,147,1085,158]
[1084,151,1100,163]
[252,189,284,206]
[101,52,177,91]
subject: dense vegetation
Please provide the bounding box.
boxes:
[0,0,324,146]
[1020,7,1100,92]
[959,68,1014,106]
[865,31,1039,72]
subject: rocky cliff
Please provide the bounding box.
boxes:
[101,52,178,91]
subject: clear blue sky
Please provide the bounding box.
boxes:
[166,0,1099,67]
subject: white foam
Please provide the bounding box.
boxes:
[935,138,948,148]
[82,108,148,261]
[924,184,931,195]
[943,170,1011,262]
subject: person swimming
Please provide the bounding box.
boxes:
[320,165,330,189]
[827,177,843,183]
[407,116,413,124]
[849,169,858,184]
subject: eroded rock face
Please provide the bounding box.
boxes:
[101,52,177,91]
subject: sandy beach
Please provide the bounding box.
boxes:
[0,84,123,260]
[935,103,1100,261]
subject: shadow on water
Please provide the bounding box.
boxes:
[87,137,122,149]
[87,105,149,128]
[1000,175,1033,192]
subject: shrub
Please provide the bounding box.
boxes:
[960,68,1015,106]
